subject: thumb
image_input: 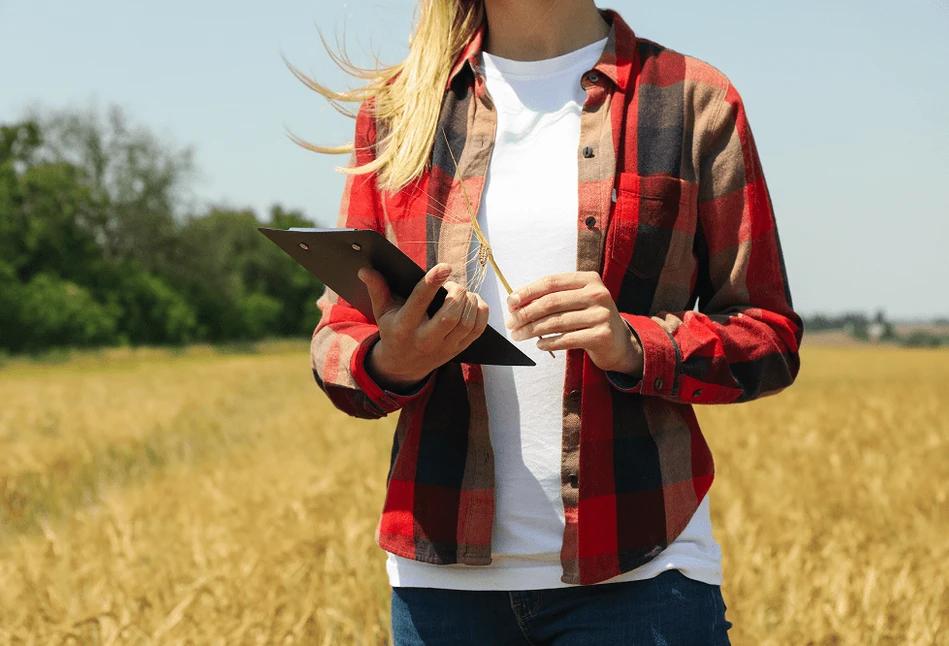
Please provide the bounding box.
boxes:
[358,267,396,323]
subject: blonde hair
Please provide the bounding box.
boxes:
[287,0,485,192]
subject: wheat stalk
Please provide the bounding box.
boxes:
[441,130,513,294]
[441,129,555,358]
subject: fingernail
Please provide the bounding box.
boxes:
[435,265,451,280]
[507,293,520,309]
[504,315,514,329]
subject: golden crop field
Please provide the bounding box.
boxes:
[0,343,946,645]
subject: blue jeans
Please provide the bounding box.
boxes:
[390,570,732,645]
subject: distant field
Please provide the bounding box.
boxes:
[804,324,949,348]
[0,343,946,644]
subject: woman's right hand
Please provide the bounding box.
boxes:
[358,262,489,392]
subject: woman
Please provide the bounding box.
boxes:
[302,1,803,643]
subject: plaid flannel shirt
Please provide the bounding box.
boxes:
[310,9,803,585]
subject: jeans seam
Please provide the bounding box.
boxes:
[527,591,544,620]
[508,594,540,646]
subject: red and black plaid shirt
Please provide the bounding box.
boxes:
[310,9,803,585]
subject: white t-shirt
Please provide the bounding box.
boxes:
[386,37,722,590]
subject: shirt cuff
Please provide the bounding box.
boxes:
[614,313,680,398]
[605,317,645,392]
[350,332,436,413]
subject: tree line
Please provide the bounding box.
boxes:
[0,106,325,354]
[4,105,944,356]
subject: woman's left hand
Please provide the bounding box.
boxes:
[505,271,644,378]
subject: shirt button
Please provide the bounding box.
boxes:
[588,72,600,84]
[692,388,703,398]
[582,146,594,158]
[585,216,596,228]
[654,378,664,391]
[568,473,579,488]
[569,389,581,401]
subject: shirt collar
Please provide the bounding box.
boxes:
[445,8,635,92]
[446,22,486,90]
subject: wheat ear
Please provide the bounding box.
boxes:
[441,129,555,359]
[440,130,513,294]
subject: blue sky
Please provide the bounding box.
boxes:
[1,0,947,319]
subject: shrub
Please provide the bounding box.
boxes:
[15,273,119,350]
[899,331,946,348]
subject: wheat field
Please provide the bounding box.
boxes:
[0,343,946,645]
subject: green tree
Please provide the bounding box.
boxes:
[165,205,324,341]
[0,120,118,351]
[167,208,279,341]
[1,107,322,352]
[14,273,120,351]
[36,104,195,273]
[93,262,199,345]
[249,205,324,336]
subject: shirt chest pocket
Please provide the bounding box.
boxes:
[606,173,694,279]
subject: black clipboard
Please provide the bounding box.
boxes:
[259,227,535,367]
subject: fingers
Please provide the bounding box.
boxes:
[452,293,490,350]
[358,267,397,323]
[401,263,453,329]
[505,288,588,332]
[510,307,606,342]
[467,295,491,343]
[507,271,599,311]
[420,280,468,340]
[535,328,602,353]
[444,291,482,347]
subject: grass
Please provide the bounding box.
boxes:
[0,345,946,644]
